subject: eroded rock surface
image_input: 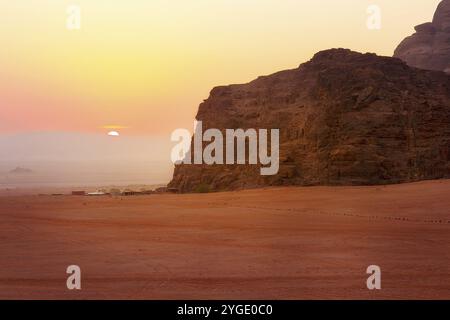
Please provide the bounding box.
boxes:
[169,49,450,192]
[394,0,450,73]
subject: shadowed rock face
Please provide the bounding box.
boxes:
[394,0,450,73]
[169,49,450,192]
[434,0,450,30]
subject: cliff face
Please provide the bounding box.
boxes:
[394,0,450,73]
[169,49,450,192]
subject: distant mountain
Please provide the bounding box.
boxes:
[394,0,450,73]
[9,167,33,174]
[169,49,450,192]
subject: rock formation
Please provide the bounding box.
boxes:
[394,0,450,73]
[169,49,450,192]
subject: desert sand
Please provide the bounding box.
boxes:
[0,180,449,299]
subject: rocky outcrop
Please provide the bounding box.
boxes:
[394,0,450,73]
[169,49,450,192]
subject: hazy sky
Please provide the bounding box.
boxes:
[0,0,442,136]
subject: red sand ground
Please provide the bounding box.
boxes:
[0,180,449,299]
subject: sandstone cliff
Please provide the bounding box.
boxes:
[394,0,450,73]
[169,49,450,192]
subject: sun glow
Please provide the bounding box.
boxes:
[107,131,120,137]
[0,0,441,135]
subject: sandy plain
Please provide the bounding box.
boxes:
[0,180,449,299]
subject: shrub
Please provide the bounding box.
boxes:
[194,183,210,193]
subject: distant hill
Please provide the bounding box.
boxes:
[9,167,33,174]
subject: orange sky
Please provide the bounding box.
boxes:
[0,0,441,135]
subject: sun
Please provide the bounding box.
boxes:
[107,131,120,137]
[102,125,128,137]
